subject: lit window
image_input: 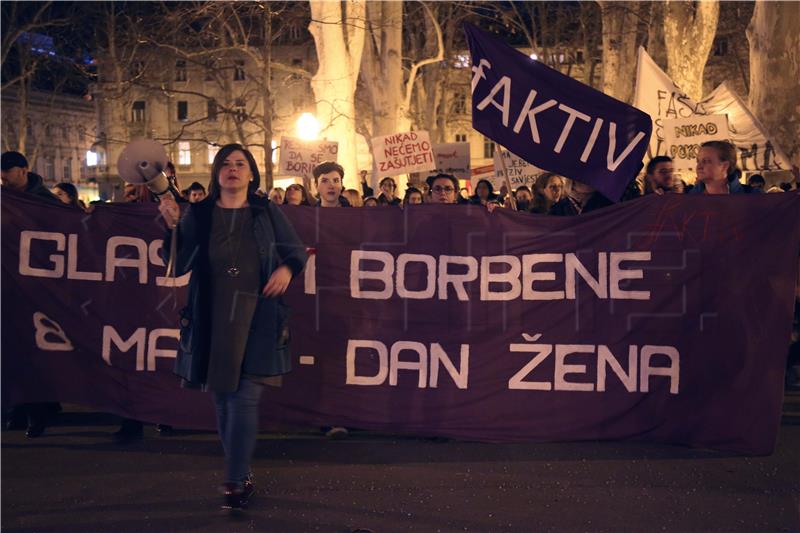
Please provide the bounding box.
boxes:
[178,141,191,165]
[234,98,247,121]
[271,140,278,164]
[86,150,98,167]
[483,137,495,159]
[207,145,219,165]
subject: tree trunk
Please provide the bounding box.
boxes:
[262,5,274,192]
[663,1,719,101]
[309,0,366,189]
[747,1,800,163]
[598,1,644,103]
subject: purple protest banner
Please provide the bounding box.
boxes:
[465,23,652,202]
[3,189,799,455]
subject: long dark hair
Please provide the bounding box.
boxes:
[206,143,261,201]
[54,182,82,209]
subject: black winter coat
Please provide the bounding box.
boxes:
[163,196,308,386]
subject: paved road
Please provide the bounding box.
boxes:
[3,396,799,532]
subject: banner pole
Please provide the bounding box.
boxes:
[494,144,517,210]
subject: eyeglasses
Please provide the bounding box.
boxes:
[432,186,455,193]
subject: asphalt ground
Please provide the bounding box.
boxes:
[2,394,799,533]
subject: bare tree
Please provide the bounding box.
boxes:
[747,1,800,163]
[1,1,76,164]
[663,1,719,101]
[597,1,651,103]
[308,0,366,187]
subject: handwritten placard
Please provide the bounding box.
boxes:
[277,136,339,181]
[371,131,436,177]
[662,115,729,172]
[432,143,471,181]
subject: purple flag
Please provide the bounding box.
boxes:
[3,191,800,455]
[465,23,652,201]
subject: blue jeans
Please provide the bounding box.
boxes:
[212,378,264,487]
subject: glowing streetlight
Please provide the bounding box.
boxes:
[296,113,320,141]
[529,53,539,61]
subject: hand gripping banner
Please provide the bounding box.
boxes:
[2,190,799,454]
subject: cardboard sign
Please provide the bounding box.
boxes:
[662,115,729,172]
[432,143,471,181]
[278,136,338,181]
[371,131,436,177]
[490,150,543,189]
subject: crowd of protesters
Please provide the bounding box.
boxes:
[2,141,800,439]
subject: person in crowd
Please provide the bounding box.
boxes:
[1,151,60,204]
[359,169,374,198]
[284,183,312,206]
[549,180,613,216]
[643,156,675,195]
[766,186,784,193]
[690,140,751,195]
[312,160,350,439]
[157,143,307,510]
[2,151,62,438]
[363,196,378,207]
[513,186,534,212]
[187,182,207,203]
[459,187,471,203]
[269,187,285,204]
[673,179,687,194]
[403,187,424,206]
[530,173,565,214]
[469,179,499,206]
[314,161,347,208]
[342,188,363,207]
[747,174,766,192]
[427,173,460,204]
[52,183,84,210]
[779,182,794,192]
[376,177,401,206]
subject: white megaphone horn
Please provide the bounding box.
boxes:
[116,139,172,198]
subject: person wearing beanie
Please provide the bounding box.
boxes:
[1,151,60,204]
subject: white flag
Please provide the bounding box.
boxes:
[633,47,790,171]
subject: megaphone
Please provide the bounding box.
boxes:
[117,139,172,197]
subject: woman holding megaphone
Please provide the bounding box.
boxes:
[159,143,307,511]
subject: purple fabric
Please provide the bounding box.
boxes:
[465,23,652,202]
[2,190,799,455]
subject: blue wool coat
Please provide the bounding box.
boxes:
[162,196,307,386]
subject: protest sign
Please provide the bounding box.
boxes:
[493,150,544,189]
[465,23,651,202]
[662,115,729,172]
[277,136,338,182]
[372,130,436,177]
[633,47,791,171]
[432,143,471,181]
[3,190,800,454]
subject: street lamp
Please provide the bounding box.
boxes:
[296,112,320,141]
